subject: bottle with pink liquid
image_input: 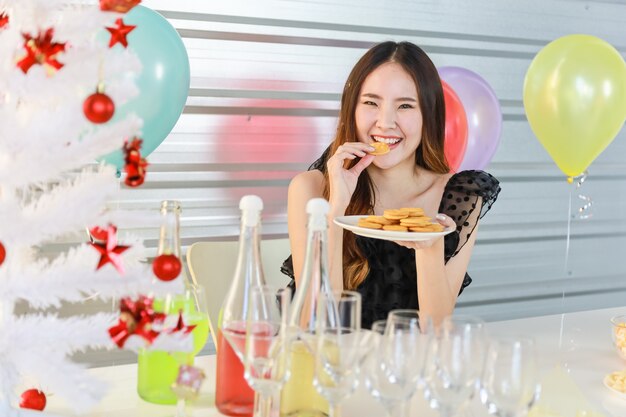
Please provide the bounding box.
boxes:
[215,195,266,416]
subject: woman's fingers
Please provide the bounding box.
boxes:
[327,142,375,171]
[337,142,375,157]
[350,154,375,176]
[435,213,456,229]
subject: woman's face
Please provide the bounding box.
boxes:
[354,61,423,169]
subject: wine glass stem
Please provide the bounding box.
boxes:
[175,398,186,417]
[388,401,409,417]
[253,393,273,417]
[328,402,341,417]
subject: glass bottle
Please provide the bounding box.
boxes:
[137,201,210,404]
[216,195,266,416]
[280,198,332,417]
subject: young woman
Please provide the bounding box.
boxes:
[281,41,500,328]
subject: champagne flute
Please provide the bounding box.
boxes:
[243,285,292,417]
[313,290,362,417]
[364,310,430,417]
[422,315,487,417]
[480,337,541,417]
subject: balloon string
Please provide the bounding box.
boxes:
[558,173,591,362]
[558,188,573,353]
[567,171,593,220]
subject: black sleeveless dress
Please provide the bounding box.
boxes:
[280,150,501,329]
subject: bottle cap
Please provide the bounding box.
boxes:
[306,198,329,215]
[240,195,263,226]
[306,198,329,231]
[160,200,182,213]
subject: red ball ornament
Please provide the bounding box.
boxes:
[84,91,115,124]
[20,389,46,411]
[0,241,5,266]
[152,254,182,281]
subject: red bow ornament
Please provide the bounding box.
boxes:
[17,28,66,74]
[123,138,148,187]
[100,0,142,13]
[108,296,166,348]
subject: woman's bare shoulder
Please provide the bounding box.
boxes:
[289,170,325,197]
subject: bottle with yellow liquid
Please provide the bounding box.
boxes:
[280,198,333,417]
[137,200,210,405]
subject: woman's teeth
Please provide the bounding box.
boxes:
[372,136,401,144]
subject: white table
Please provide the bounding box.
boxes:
[45,307,626,417]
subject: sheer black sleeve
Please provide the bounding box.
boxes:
[440,170,500,260]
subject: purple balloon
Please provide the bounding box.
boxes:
[438,67,502,171]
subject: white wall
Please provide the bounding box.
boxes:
[125,0,626,321]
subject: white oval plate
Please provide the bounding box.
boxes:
[334,215,454,242]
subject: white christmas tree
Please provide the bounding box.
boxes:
[0,0,159,414]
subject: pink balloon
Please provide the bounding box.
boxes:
[438,67,502,171]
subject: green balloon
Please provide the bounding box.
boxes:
[102,6,190,168]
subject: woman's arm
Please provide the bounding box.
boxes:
[287,170,324,288]
[414,170,500,320]
[286,170,346,292]
[394,203,481,322]
[415,218,479,321]
[288,143,375,291]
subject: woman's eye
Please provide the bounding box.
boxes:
[399,103,414,109]
[363,100,377,106]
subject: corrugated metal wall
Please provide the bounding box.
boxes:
[124,0,626,322]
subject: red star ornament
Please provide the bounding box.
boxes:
[100,0,141,13]
[106,18,136,48]
[90,224,130,274]
[168,312,197,335]
[0,12,9,29]
[17,28,66,74]
[89,226,109,243]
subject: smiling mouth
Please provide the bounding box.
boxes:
[371,135,402,145]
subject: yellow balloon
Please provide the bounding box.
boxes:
[523,34,626,177]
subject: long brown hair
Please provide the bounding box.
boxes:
[322,41,449,290]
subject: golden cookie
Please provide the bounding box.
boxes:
[357,220,383,229]
[408,223,445,232]
[368,142,390,156]
[383,209,409,220]
[365,215,397,226]
[400,216,433,226]
[382,225,408,232]
[400,207,425,217]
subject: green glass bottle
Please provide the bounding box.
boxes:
[136,200,209,404]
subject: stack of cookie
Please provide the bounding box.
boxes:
[357,208,445,233]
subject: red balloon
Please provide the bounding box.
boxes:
[20,389,46,411]
[83,92,115,124]
[152,254,182,281]
[442,81,468,172]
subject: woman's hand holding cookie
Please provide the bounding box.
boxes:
[326,142,375,210]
